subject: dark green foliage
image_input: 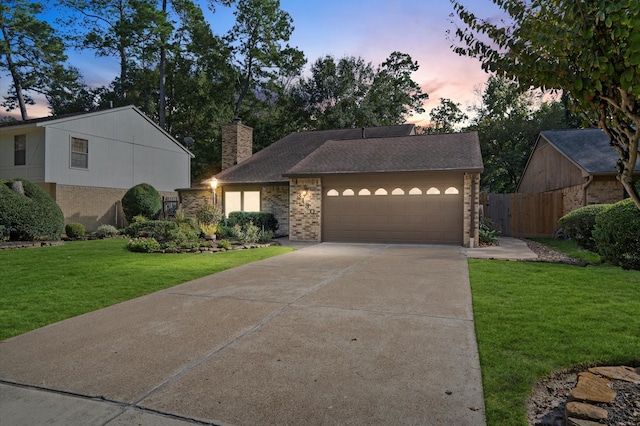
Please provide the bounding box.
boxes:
[0,178,64,241]
[479,218,501,246]
[216,224,235,239]
[217,239,231,250]
[65,222,85,239]
[257,230,274,244]
[232,221,260,244]
[121,183,162,223]
[227,211,278,232]
[125,219,200,252]
[125,220,175,240]
[593,199,640,270]
[127,237,161,253]
[558,204,609,252]
[196,205,223,225]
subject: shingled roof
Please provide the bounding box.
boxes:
[539,128,640,174]
[285,132,483,176]
[215,124,416,184]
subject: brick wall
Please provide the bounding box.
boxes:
[261,184,289,236]
[221,121,253,170]
[558,178,625,216]
[463,173,481,247]
[55,184,176,231]
[177,187,213,218]
[289,178,321,242]
[587,178,625,205]
[560,184,584,215]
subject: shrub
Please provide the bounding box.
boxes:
[65,223,85,239]
[217,224,234,239]
[227,211,278,233]
[593,199,640,270]
[121,183,162,223]
[257,230,274,244]
[233,221,260,244]
[0,224,8,241]
[166,223,200,248]
[196,205,223,225]
[125,220,174,239]
[125,219,201,250]
[479,218,500,246]
[127,237,161,253]
[0,178,64,241]
[131,215,148,224]
[558,204,609,252]
[217,239,231,250]
[95,224,118,238]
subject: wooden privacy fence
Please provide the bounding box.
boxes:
[480,192,564,238]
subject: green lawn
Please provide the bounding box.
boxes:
[0,238,293,340]
[468,252,640,425]
[2,237,638,426]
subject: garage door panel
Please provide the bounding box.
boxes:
[323,174,463,245]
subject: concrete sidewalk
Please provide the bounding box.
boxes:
[1,243,486,425]
[464,237,538,260]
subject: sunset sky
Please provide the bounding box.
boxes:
[0,0,502,126]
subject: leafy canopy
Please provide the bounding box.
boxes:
[450,0,640,208]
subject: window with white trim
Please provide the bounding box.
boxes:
[70,137,88,169]
[14,135,26,166]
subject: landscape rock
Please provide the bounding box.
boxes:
[566,417,606,426]
[571,372,616,403]
[589,366,640,384]
[565,401,608,421]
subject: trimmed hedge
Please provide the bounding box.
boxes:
[0,178,64,241]
[227,211,278,233]
[121,183,162,223]
[65,222,85,239]
[558,204,609,251]
[593,198,640,270]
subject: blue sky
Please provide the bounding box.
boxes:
[1,0,502,126]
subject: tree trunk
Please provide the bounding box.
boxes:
[1,25,28,120]
[158,0,167,128]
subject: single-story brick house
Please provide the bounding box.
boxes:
[0,106,194,230]
[517,128,640,215]
[183,121,483,247]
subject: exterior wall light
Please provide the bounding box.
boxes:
[210,178,218,205]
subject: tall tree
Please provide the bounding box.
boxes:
[425,98,468,133]
[165,0,236,181]
[450,0,640,208]
[293,52,428,130]
[59,0,162,103]
[368,51,428,125]
[225,0,305,118]
[466,75,573,193]
[0,0,73,119]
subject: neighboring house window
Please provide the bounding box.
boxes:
[14,135,26,166]
[224,190,260,217]
[70,137,88,169]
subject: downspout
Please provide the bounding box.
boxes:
[583,175,594,206]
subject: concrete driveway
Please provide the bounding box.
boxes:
[0,243,486,425]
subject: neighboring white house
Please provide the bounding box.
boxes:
[0,105,194,230]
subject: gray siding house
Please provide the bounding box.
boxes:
[0,106,194,230]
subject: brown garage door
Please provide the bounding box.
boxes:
[322,173,463,244]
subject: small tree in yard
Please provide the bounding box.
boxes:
[450,0,640,210]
